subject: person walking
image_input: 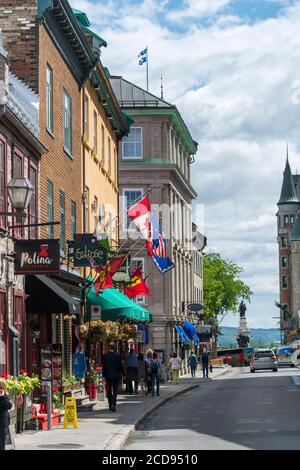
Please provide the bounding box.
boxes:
[137,353,148,396]
[124,349,139,394]
[102,342,124,412]
[145,349,154,394]
[168,353,181,384]
[200,347,210,379]
[188,350,197,378]
[166,353,173,382]
[0,379,12,451]
[148,352,162,396]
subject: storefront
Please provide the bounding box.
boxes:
[25,274,81,380]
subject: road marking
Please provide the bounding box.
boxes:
[291,376,300,386]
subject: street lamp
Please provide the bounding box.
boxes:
[7,177,33,221]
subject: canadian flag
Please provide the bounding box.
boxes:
[127,195,151,240]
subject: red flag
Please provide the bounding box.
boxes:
[124,268,151,299]
[127,195,151,240]
[93,256,126,295]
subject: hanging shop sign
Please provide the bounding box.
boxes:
[73,234,108,268]
[15,239,60,274]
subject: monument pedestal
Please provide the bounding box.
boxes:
[237,317,250,348]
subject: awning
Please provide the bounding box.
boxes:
[25,275,81,315]
[87,284,152,322]
[175,325,190,344]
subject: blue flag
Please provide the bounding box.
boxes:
[138,47,147,65]
[152,255,175,274]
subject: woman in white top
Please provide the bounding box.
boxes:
[168,353,181,384]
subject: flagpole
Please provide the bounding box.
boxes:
[146,46,149,91]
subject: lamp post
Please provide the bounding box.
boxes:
[6,177,33,222]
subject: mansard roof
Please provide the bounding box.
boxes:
[278,158,300,205]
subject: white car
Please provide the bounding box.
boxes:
[250,349,278,372]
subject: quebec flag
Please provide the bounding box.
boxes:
[138,47,148,65]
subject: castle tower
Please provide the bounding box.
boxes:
[277,157,300,342]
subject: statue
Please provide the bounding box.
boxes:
[239,300,247,319]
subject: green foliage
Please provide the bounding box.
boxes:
[203,253,253,324]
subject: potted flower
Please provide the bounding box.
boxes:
[85,369,99,400]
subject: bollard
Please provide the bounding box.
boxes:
[47,383,52,431]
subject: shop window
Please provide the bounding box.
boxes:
[13,296,25,370]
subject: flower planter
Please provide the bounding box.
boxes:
[85,382,97,400]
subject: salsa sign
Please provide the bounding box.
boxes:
[15,239,60,274]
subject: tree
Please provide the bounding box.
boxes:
[203,253,253,325]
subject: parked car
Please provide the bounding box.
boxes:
[275,346,295,368]
[250,349,278,372]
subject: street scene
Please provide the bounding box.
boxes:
[0,0,300,457]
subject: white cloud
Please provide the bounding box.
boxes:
[71,0,300,327]
[166,0,231,22]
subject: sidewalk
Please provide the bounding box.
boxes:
[14,365,231,450]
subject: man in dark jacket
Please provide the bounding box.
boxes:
[200,347,210,379]
[0,380,12,450]
[102,342,124,412]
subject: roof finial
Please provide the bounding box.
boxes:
[286,142,289,162]
[160,74,164,100]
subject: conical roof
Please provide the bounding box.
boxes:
[291,213,300,241]
[278,158,299,205]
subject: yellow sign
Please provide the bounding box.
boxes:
[63,397,78,429]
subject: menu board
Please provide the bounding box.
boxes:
[40,344,52,401]
[52,344,62,394]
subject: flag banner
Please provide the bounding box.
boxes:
[91,255,127,294]
[138,47,147,65]
[152,255,175,274]
[92,228,110,251]
[138,47,147,57]
[124,267,151,298]
[127,194,151,240]
[147,215,167,257]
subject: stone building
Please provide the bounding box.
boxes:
[0,37,46,375]
[110,75,198,363]
[277,157,300,343]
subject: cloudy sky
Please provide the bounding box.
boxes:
[71,0,300,329]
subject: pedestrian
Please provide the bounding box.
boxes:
[137,352,148,396]
[124,349,139,394]
[0,379,12,451]
[145,349,154,394]
[188,350,197,378]
[166,353,173,382]
[148,352,162,397]
[168,352,182,384]
[102,342,124,412]
[200,347,210,379]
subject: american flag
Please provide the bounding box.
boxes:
[152,232,167,258]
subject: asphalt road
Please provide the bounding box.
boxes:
[125,367,300,450]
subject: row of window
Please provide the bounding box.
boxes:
[46,64,73,156]
[278,214,296,228]
[46,180,76,255]
[83,95,116,176]
[0,134,38,237]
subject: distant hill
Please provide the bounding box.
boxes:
[218,326,280,348]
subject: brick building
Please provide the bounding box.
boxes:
[0,0,96,375]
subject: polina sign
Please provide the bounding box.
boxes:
[15,239,60,274]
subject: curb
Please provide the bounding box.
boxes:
[102,383,199,450]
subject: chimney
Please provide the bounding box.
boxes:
[0,30,9,101]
